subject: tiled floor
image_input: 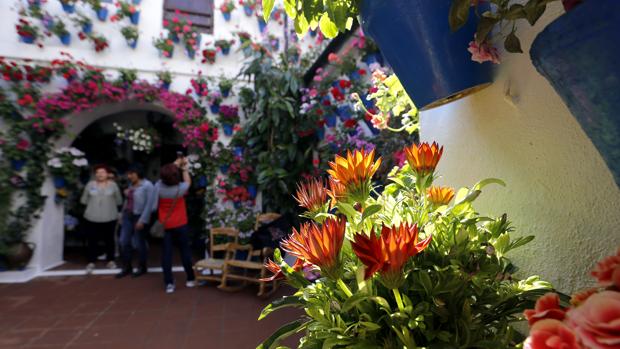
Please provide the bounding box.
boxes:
[0,273,301,349]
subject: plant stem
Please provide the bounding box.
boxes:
[337,278,353,298]
[392,288,404,312]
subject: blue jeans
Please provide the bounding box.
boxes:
[162,225,195,285]
[120,211,148,270]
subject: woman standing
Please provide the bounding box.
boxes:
[149,157,195,293]
[80,164,123,273]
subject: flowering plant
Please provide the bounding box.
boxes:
[218,77,233,95]
[156,70,172,85]
[236,31,252,44]
[12,83,40,109]
[153,37,174,58]
[51,59,79,81]
[223,185,251,204]
[111,0,138,22]
[204,201,259,243]
[15,18,40,40]
[2,138,31,162]
[120,25,139,42]
[207,90,222,106]
[84,32,109,52]
[214,144,234,167]
[238,0,256,9]
[214,39,234,51]
[259,144,553,348]
[522,248,619,349]
[72,12,92,30]
[218,105,239,125]
[219,0,236,14]
[46,147,88,183]
[115,68,137,86]
[50,18,69,38]
[113,123,158,153]
[201,48,217,64]
[189,74,209,98]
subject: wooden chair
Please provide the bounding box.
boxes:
[218,213,282,297]
[194,227,239,283]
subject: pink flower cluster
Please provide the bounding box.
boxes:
[467,40,500,64]
[523,248,620,349]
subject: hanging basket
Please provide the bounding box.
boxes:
[530,0,620,188]
[359,0,493,110]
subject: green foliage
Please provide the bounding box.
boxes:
[258,149,553,348]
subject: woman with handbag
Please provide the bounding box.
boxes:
[149,158,196,293]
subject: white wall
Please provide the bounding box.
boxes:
[420,4,620,293]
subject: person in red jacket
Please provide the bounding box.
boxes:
[149,157,196,293]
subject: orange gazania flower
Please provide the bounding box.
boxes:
[326,177,347,208]
[294,178,328,214]
[404,142,444,177]
[427,186,455,205]
[281,217,346,279]
[352,223,432,289]
[261,258,305,282]
[327,149,381,202]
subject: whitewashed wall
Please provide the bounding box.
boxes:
[0,0,318,281]
[420,3,620,293]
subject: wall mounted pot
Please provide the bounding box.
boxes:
[96,8,108,22]
[530,0,620,188]
[359,0,493,110]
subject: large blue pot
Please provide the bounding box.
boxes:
[223,12,231,22]
[223,124,233,136]
[97,8,108,21]
[60,33,71,46]
[61,2,75,13]
[130,11,140,25]
[531,0,620,188]
[359,0,493,110]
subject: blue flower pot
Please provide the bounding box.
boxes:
[20,35,35,44]
[130,11,140,25]
[361,52,383,66]
[243,5,253,16]
[221,88,230,98]
[82,22,93,34]
[223,12,231,21]
[350,71,361,81]
[161,81,170,90]
[258,18,266,32]
[221,46,230,55]
[186,48,195,59]
[223,124,233,136]
[197,175,208,187]
[11,160,26,171]
[247,185,257,199]
[325,114,337,128]
[170,33,180,43]
[219,165,229,174]
[210,104,220,114]
[309,29,317,37]
[337,105,352,121]
[316,127,325,141]
[132,0,141,4]
[234,147,244,157]
[97,8,108,21]
[127,38,138,49]
[60,33,71,46]
[61,2,75,13]
[53,177,67,189]
[359,0,493,110]
[531,0,620,187]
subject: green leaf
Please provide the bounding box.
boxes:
[262,0,275,22]
[283,0,297,18]
[475,17,498,44]
[523,2,546,25]
[449,0,471,32]
[256,319,308,349]
[337,202,358,219]
[504,32,523,53]
[342,293,372,312]
[361,204,382,222]
[505,4,525,20]
[473,178,506,191]
[319,12,338,38]
[259,296,305,320]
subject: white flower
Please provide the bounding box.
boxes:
[73,158,88,167]
[194,163,202,169]
[47,158,63,168]
[69,147,84,157]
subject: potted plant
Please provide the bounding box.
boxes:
[183,31,200,59]
[15,18,39,44]
[86,32,109,52]
[218,76,233,98]
[530,0,620,188]
[85,0,108,21]
[121,25,139,48]
[46,147,88,189]
[255,9,267,32]
[201,48,217,64]
[59,0,76,13]
[220,0,236,21]
[72,13,93,34]
[190,73,209,98]
[163,15,190,43]
[239,0,255,16]
[50,18,71,46]
[4,138,30,171]
[218,105,239,136]
[214,39,234,55]
[215,145,234,174]
[112,0,140,25]
[153,37,174,58]
[267,34,279,51]
[115,68,137,87]
[157,70,172,90]
[53,60,79,82]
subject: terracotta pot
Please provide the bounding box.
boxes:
[5,242,35,270]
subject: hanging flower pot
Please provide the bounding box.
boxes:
[53,176,67,189]
[221,46,231,55]
[359,0,493,110]
[247,185,257,199]
[186,47,196,59]
[210,104,220,114]
[220,165,229,174]
[161,81,170,90]
[361,52,383,66]
[159,49,174,59]
[60,33,71,46]
[243,5,253,16]
[127,38,138,49]
[61,2,75,13]
[309,29,317,38]
[258,18,267,32]
[222,12,232,21]
[82,22,93,34]
[530,0,620,187]
[130,11,140,25]
[233,146,244,157]
[11,159,26,171]
[337,105,352,121]
[197,175,208,187]
[97,8,108,21]
[19,34,35,44]
[222,124,233,136]
[325,114,337,128]
[170,33,180,43]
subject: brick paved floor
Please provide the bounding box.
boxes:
[0,274,301,349]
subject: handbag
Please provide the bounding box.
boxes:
[149,187,180,238]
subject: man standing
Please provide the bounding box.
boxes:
[116,164,154,278]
